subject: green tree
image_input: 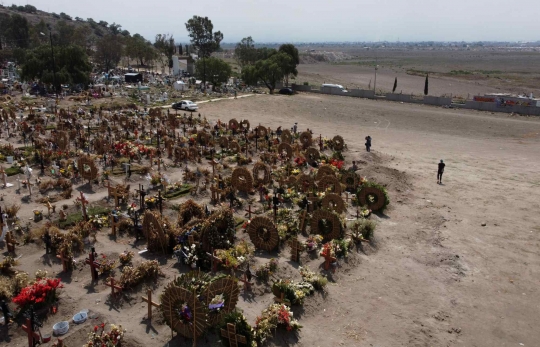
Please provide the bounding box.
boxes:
[185,16,223,85]
[20,44,92,89]
[5,14,30,48]
[125,34,156,66]
[55,20,76,46]
[95,35,123,72]
[424,74,429,95]
[109,23,122,35]
[278,44,299,86]
[195,57,231,90]
[154,34,176,72]
[234,36,257,68]
[242,52,291,94]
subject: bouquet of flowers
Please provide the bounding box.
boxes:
[255,258,278,282]
[272,279,314,305]
[149,173,162,186]
[254,304,301,344]
[96,254,117,273]
[329,158,344,170]
[208,294,225,313]
[12,277,63,312]
[119,251,134,266]
[83,323,125,347]
[177,303,193,324]
[304,235,323,252]
[183,244,198,267]
[299,266,328,290]
[294,157,306,167]
[215,240,253,270]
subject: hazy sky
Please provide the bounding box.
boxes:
[9,0,540,43]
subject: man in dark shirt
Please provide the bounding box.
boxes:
[365,136,372,152]
[438,160,445,184]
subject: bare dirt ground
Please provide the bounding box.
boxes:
[296,49,540,97]
[1,92,540,347]
[202,94,540,346]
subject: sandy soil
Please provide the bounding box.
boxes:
[297,64,504,98]
[1,92,540,347]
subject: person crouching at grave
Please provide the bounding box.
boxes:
[43,230,52,254]
[1,300,12,326]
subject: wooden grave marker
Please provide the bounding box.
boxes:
[85,247,100,282]
[21,318,41,347]
[289,237,302,263]
[142,289,161,321]
[105,276,123,297]
[221,323,247,347]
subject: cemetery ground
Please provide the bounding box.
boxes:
[0,92,540,347]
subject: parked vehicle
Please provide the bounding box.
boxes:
[321,83,348,93]
[172,100,198,111]
[279,88,294,95]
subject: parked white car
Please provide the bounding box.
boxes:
[172,100,198,111]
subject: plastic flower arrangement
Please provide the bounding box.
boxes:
[12,277,63,312]
[177,303,193,324]
[272,279,314,305]
[255,258,278,282]
[304,235,323,252]
[119,251,134,266]
[83,323,125,347]
[96,254,117,273]
[254,304,302,344]
[208,294,225,313]
[215,240,253,270]
[183,244,199,267]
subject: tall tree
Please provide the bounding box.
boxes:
[21,44,92,88]
[95,35,123,72]
[185,16,223,86]
[125,34,157,66]
[278,44,299,85]
[392,77,397,93]
[424,74,429,95]
[154,34,176,73]
[5,14,30,48]
[234,36,257,68]
[195,57,231,90]
[242,52,291,94]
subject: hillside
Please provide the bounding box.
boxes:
[0,4,125,48]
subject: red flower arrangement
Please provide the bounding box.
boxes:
[329,159,344,170]
[12,278,63,311]
[294,157,306,167]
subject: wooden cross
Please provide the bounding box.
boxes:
[210,184,221,204]
[274,292,290,305]
[22,318,41,347]
[244,204,254,220]
[298,210,307,234]
[157,190,164,216]
[76,191,89,221]
[142,289,161,321]
[206,249,221,273]
[109,213,121,238]
[343,192,350,205]
[238,272,252,292]
[221,323,247,347]
[322,252,337,273]
[0,166,6,188]
[307,193,319,212]
[289,237,302,263]
[6,231,18,253]
[105,276,123,297]
[111,187,124,208]
[208,160,218,178]
[136,184,146,208]
[85,247,100,282]
[187,234,197,247]
[56,250,72,272]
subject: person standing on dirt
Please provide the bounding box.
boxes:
[293,123,298,134]
[437,160,446,184]
[365,136,372,152]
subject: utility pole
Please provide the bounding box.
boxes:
[373,55,378,94]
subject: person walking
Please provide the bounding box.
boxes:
[437,160,445,184]
[365,135,372,152]
[293,123,298,134]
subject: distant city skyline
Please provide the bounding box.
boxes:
[8,0,540,44]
